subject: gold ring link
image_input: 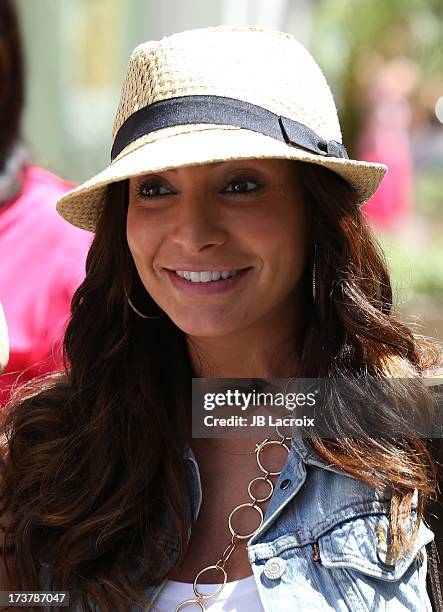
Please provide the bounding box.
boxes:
[219,540,237,565]
[175,434,288,610]
[192,564,227,600]
[255,438,269,453]
[176,598,206,611]
[275,423,286,440]
[256,439,290,476]
[275,422,293,442]
[248,476,274,503]
[228,502,264,539]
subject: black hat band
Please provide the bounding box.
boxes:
[111,94,349,162]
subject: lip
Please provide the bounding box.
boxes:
[164,267,253,295]
[164,266,249,272]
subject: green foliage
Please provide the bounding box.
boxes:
[415,169,443,217]
[311,0,443,150]
[375,167,443,304]
[377,231,443,302]
[311,2,443,314]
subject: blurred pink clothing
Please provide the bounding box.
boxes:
[357,60,415,229]
[0,165,91,404]
[359,141,413,228]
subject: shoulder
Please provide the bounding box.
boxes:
[13,166,92,273]
[250,443,435,611]
[20,166,89,233]
[23,165,75,198]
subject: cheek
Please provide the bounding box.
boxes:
[126,207,154,265]
[283,212,307,263]
[255,203,307,272]
[281,195,307,249]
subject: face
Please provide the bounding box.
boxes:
[126,158,307,338]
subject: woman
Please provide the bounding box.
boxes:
[1,25,442,611]
[0,0,90,405]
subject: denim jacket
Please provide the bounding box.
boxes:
[40,434,435,611]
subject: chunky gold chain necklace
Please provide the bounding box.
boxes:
[175,429,291,611]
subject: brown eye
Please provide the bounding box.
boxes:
[136,182,171,198]
[223,178,260,196]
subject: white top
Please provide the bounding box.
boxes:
[154,575,265,611]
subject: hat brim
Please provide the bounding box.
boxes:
[56,124,388,231]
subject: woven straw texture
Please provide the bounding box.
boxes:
[56,25,388,231]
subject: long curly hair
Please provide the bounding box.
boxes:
[0,161,441,611]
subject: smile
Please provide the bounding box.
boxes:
[164,267,253,294]
[175,269,248,283]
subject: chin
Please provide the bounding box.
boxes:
[169,313,245,338]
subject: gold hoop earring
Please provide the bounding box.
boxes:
[124,287,165,320]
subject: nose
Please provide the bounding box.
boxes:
[170,190,228,254]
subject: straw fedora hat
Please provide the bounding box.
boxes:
[56,25,388,232]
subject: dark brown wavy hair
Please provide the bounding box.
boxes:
[1,161,441,611]
[0,0,24,170]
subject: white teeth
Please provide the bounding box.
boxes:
[199,271,212,282]
[175,269,244,282]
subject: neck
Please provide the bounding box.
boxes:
[184,292,307,460]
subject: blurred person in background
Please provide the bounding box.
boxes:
[0,0,90,405]
[358,57,417,231]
